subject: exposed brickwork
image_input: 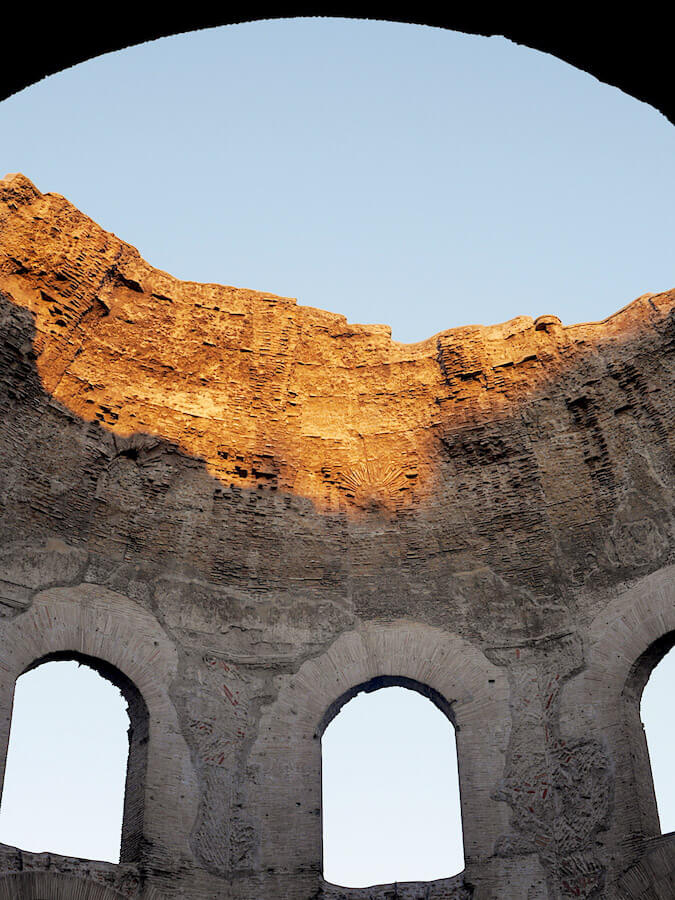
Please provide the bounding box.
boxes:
[0,173,673,898]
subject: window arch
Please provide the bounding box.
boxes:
[0,651,149,863]
[319,676,464,888]
[618,630,675,839]
[637,638,675,835]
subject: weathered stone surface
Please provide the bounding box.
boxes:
[0,172,673,898]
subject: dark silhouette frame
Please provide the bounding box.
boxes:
[1,10,673,127]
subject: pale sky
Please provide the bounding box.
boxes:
[0,17,673,886]
[322,685,464,886]
[0,661,129,863]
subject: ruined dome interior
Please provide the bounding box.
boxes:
[0,14,674,900]
[0,167,672,896]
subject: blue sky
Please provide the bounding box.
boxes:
[0,661,129,862]
[1,18,673,341]
[0,17,673,886]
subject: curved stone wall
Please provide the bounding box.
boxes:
[0,173,673,898]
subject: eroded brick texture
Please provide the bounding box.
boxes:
[0,173,673,899]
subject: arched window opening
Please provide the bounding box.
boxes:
[640,644,675,834]
[320,678,464,888]
[0,652,148,862]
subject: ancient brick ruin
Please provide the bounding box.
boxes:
[0,172,673,898]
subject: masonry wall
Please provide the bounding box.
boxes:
[0,173,673,899]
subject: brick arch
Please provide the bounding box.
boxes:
[617,834,675,899]
[0,583,199,863]
[317,673,458,737]
[559,565,675,887]
[0,872,128,899]
[242,621,510,890]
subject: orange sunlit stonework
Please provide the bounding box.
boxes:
[0,172,672,515]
